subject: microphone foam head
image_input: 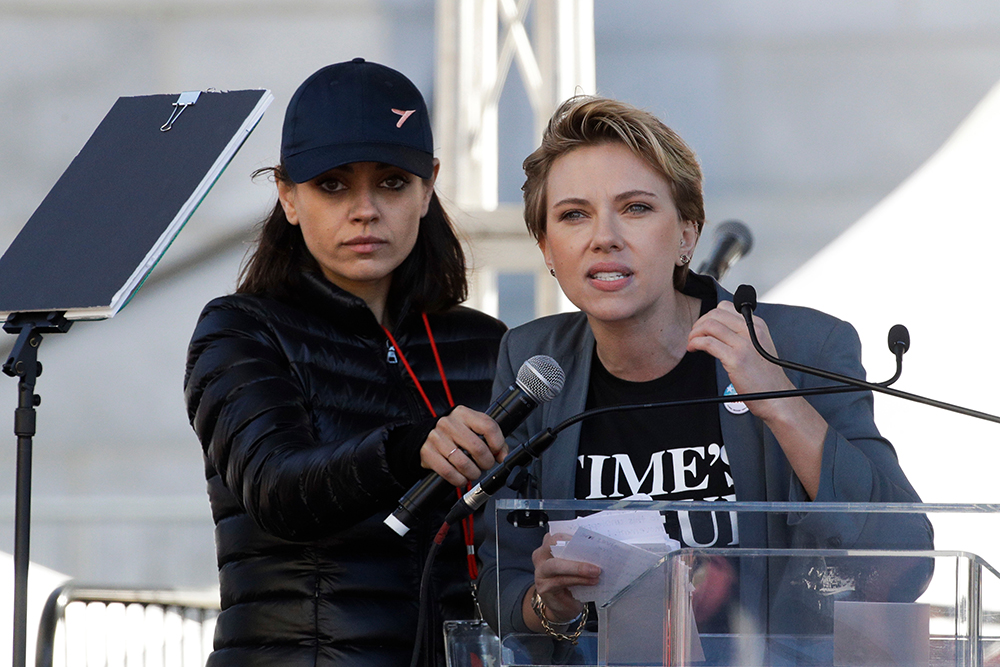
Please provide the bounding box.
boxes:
[516,355,566,403]
[717,220,754,254]
[888,324,910,353]
[733,285,757,313]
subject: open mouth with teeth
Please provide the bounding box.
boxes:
[588,270,632,281]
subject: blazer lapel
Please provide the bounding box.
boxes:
[539,317,594,499]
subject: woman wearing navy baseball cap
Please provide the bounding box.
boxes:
[184,59,507,666]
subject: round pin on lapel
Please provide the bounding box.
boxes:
[724,384,749,414]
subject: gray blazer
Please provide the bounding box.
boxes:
[478,278,932,636]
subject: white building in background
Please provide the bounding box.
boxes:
[0,0,999,593]
[767,75,1000,542]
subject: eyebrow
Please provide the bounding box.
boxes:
[614,189,659,202]
[551,190,660,208]
[551,197,590,208]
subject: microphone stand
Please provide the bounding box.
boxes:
[483,287,1000,497]
[2,312,72,667]
[731,284,1000,426]
[445,348,912,529]
[410,289,1000,666]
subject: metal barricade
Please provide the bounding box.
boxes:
[35,584,220,667]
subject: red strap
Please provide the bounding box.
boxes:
[383,317,478,581]
[382,326,437,418]
[422,313,455,407]
[458,499,478,579]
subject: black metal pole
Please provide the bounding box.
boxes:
[10,337,38,667]
[731,285,1000,426]
[13,383,34,667]
[3,312,70,667]
[10,329,40,667]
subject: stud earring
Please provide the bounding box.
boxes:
[549,268,556,277]
[679,254,691,265]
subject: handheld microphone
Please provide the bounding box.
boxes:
[697,220,753,281]
[384,355,565,536]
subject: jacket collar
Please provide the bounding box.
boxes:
[289,271,415,338]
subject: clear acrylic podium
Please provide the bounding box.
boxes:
[492,500,1000,667]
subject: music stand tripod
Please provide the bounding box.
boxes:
[0,87,272,667]
[3,312,71,667]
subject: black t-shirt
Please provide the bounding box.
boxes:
[574,278,739,548]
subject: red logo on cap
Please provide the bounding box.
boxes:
[391,108,416,128]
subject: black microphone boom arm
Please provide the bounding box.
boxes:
[443,288,1000,524]
[732,284,1000,426]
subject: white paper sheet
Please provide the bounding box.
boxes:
[555,527,663,605]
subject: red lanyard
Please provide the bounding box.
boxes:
[382,313,478,580]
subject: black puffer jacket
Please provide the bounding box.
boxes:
[184,273,506,666]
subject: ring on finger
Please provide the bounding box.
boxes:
[446,447,459,459]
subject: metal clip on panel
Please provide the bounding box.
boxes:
[160,90,202,132]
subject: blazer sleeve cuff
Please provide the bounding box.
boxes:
[785,426,874,547]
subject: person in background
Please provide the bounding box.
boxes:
[184,59,508,666]
[475,96,932,652]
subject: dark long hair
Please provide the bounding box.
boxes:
[237,164,468,314]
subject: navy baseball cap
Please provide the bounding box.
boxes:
[281,58,434,183]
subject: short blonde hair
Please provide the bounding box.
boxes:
[522,96,705,287]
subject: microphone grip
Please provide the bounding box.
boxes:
[384,473,453,536]
[488,388,538,433]
[385,385,538,536]
[445,429,557,525]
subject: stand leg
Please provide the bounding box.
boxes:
[13,377,37,667]
[2,312,70,667]
[13,429,31,667]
